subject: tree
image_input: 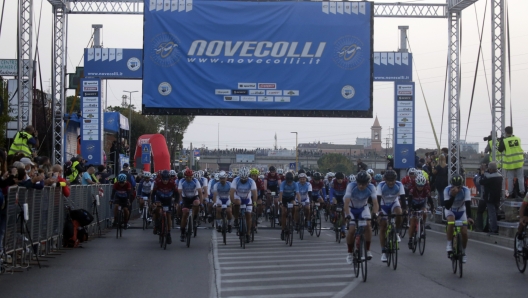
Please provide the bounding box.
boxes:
[159,115,195,161]
[317,153,354,174]
[0,79,16,148]
[66,95,81,113]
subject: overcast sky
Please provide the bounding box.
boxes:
[1,0,527,153]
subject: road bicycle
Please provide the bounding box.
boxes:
[238,204,248,249]
[400,211,409,239]
[284,202,294,247]
[268,192,277,228]
[158,206,170,250]
[141,196,151,230]
[251,208,258,243]
[514,221,528,273]
[309,200,322,237]
[333,204,344,243]
[116,205,125,239]
[220,204,228,245]
[185,208,197,248]
[351,217,369,282]
[297,203,306,240]
[448,219,466,278]
[380,213,399,270]
[409,210,427,255]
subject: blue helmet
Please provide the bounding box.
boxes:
[374,174,383,182]
[117,174,127,183]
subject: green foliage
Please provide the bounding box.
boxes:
[317,153,355,174]
[66,95,81,113]
[0,80,14,148]
[159,115,195,161]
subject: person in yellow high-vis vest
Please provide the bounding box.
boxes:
[8,126,39,157]
[499,126,525,197]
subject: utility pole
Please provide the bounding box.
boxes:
[123,90,138,155]
[291,132,298,172]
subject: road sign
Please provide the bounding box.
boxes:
[141,144,151,164]
[289,163,296,170]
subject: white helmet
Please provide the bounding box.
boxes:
[218,171,227,179]
[349,174,356,182]
[143,172,152,178]
[408,168,417,175]
[367,169,374,176]
[239,167,250,178]
[169,170,177,177]
[214,173,220,180]
[415,175,427,186]
[193,171,202,179]
[277,168,284,174]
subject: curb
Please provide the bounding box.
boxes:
[427,222,514,249]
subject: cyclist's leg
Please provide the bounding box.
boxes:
[123,205,130,225]
[233,198,241,225]
[378,208,388,248]
[112,203,119,225]
[347,217,357,253]
[192,198,200,221]
[305,202,311,227]
[393,205,403,230]
[445,210,456,253]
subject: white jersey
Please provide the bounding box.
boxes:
[231,177,257,200]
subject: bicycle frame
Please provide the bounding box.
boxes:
[447,219,466,277]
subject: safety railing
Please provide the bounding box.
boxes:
[1,184,139,274]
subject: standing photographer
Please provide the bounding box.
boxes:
[8,125,39,158]
[498,126,525,198]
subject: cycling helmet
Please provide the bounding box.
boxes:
[313,172,322,180]
[193,171,202,179]
[249,168,259,176]
[327,172,335,178]
[269,166,276,172]
[214,173,220,180]
[298,173,307,178]
[335,172,345,180]
[450,174,463,187]
[277,168,284,174]
[218,171,227,179]
[117,174,127,182]
[152,173,157,179]
[367,169,374,176]
[228,172,233,179]
[239,167,250,179]
[349,174,356,183]
[407,168,417,175]
[258,175,265,180]
[184,168,193,177]
[387,155,393,160]
[298,169,306,174]
[415,175,427,186]
[161,170,170,180]
[177,172,183,179]
[169,170,177,177]
[384,170,397,181]
[198,170,204,177]
[143,172,152,178]
[285,172,294,181]
[356,171,370,184]
[374,174,383,182]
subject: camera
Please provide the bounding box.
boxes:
[483,136,491,141]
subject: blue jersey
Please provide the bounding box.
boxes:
[178,178,201,198]
[297,181,312,200]
[280,181,299,199]
[330,179,347,199]
[213,181,231,199]
[231,177,257,199]
[376,181,405,205]
[345,182,377,208]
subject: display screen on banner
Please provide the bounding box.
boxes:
[142,1,374,117]
[393,82,415,169]
[81,78,104,165]
[84,48,143,79]
[373,52,412,82]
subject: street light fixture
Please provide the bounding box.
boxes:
[123,90,138,157]
[291,132,298,172]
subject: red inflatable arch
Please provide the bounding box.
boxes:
[134,134,171,173]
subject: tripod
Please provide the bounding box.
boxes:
[17,202,41,269]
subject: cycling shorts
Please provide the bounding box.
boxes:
[155,195,173,207]
[282,196,295,207]
[182,196,200,209]
[348,205,371,224]
[268,185,278,194]
[114,197,129,207]
[444,209,467,222]
[333,195,344,205]
[409,201,426,211]
[215,198,231,207]
[379,200,400,215]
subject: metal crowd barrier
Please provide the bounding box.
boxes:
[1,184,139,274]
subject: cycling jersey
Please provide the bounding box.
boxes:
[377,181,405,205]
[297,181,312,202]
[200,177,209,195]
[213,181,232,206]
[208,178,219,199]
[266,173,280,191]
[409,184,430,207]
[254,178,265,191]
[152,180,178,206]
[138,179,154,196]
[178,178,202,198]
[401,176,414,194]
[330,179,347,204]
[112,182,131,205]
[443,185,471,213]
[345,182,377,208]
[309,180,326,199]
[231,177,257,200]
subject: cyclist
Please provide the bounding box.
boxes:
[401,167,417,194]
[407,175,430,249]
[517,193,528,251]
[367,169,375,180]
[194,171,209,222]
[372,174,383,187]
[324,172,335,204]
[230,167,258,243]
[249,168,266,222]
[444,174,473,263]
[330,172,348,239]
[345,171,378,263]
[178,168,203,242]
[151,170,178,244]
[214,171,233,233]
[277,168,285,182]
[296,173,312,230]
[111,174,132,229]
[309,172,326,231]
[265,166,281,225]
[377,170,406,262]
[208,172,220,222]
[279,171,300,240]
[138,172,154,222]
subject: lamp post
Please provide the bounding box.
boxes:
[123,90,138,156]
[291,132,298,172]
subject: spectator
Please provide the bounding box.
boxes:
[67,155,85,185]
[96,165,110,184]
[356,158,368,173]
[477,162,502,234]
[432,154,449,207]
[8,125,39,158]
[119,163,136,189]
[82,166,98,185]
[498,126,525,198]
[0,149,9,256]
[37,156,52,175]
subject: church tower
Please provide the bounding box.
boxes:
[371,116,382,152]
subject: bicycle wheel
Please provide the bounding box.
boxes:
[309,214,315,237]
[400,216,408,238]
[452,233,458,274]
[418,219,426,255]
[353,237,360,278]
[186,215,192,248]
[240,217,246,249]
[514,233,527,273]
[251,214,256,243]
[360,234,367,282]
[163,215,168,250]
[392,228,398,270]
[143,208,148,230]
[337,214,342,244]
[372,220,378,236]
[315,212,322,237]
[299,209,305,240]
[222,216,227,245]
[457,233,463,278]
[270,204,275,228]
[193,218,198,238]
[288,213,294,247]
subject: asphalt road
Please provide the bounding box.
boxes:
[1,216,528,298]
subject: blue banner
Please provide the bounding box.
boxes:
[80,78,104,165]
[373,52,412,82]
[84,48,143,79]
[143,1,373,117]
[393,82,415,169]
[141,144,152,164]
